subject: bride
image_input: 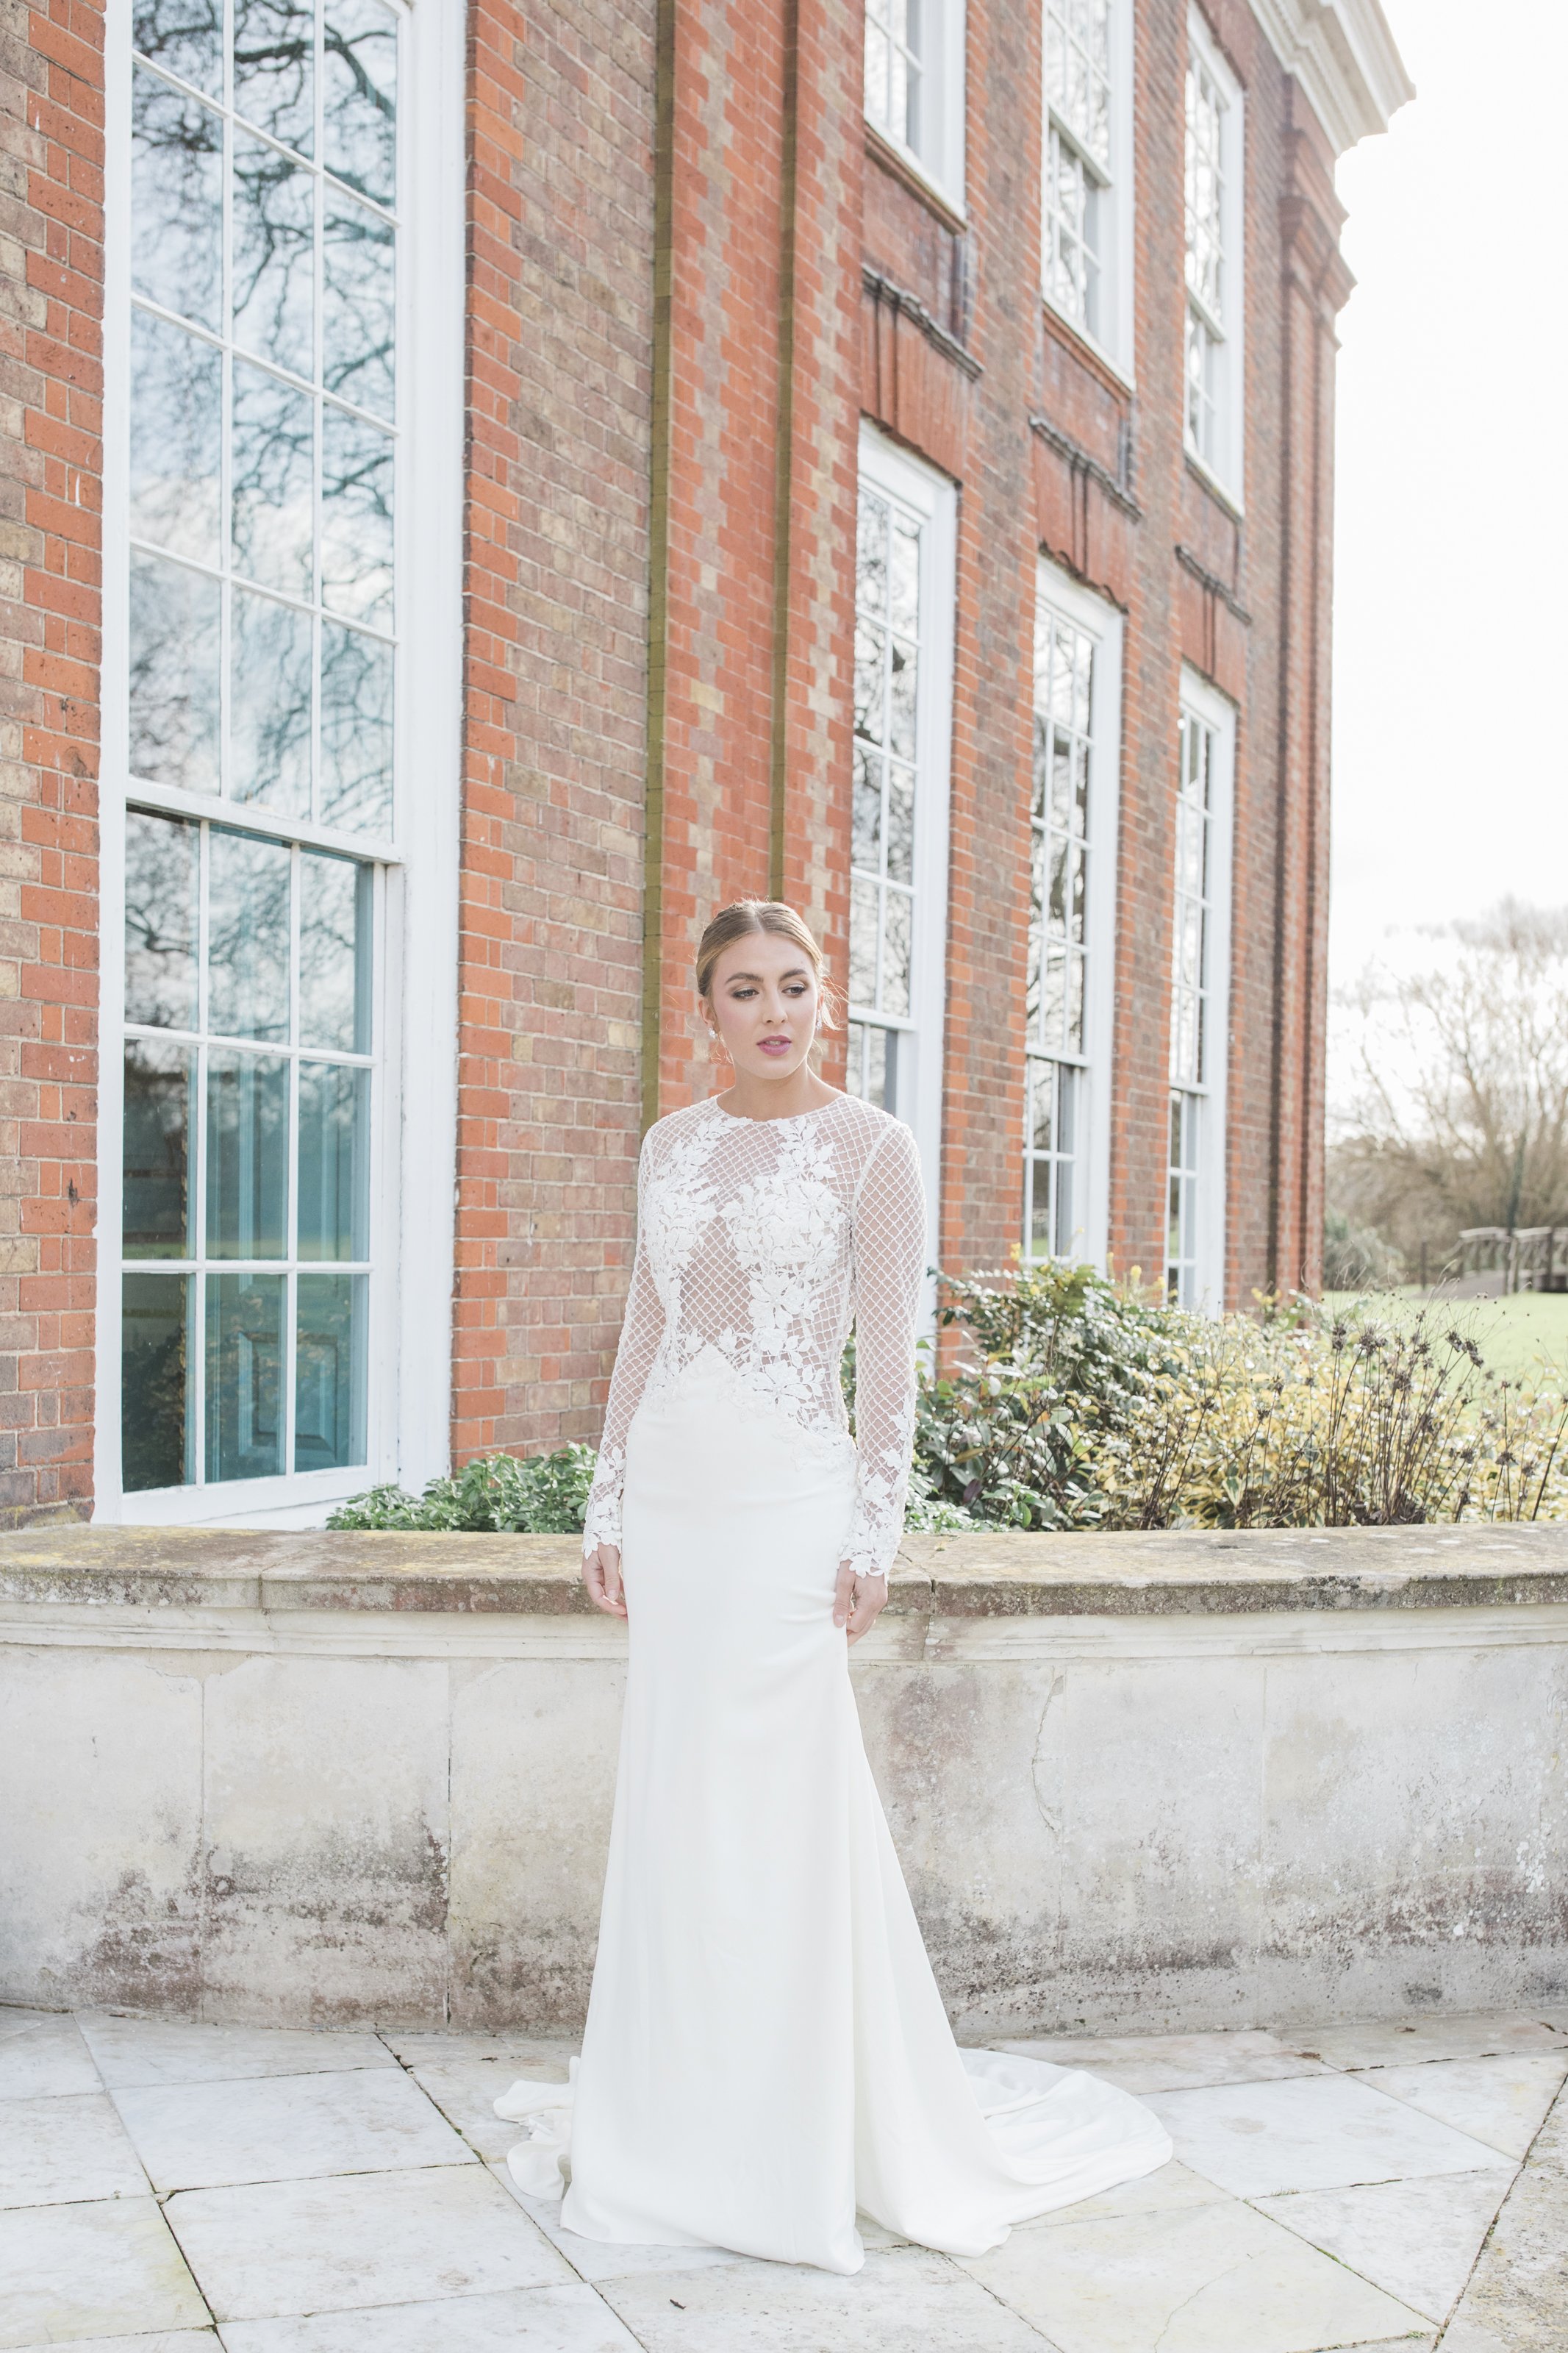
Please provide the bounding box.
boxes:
[496,897,1170,2274]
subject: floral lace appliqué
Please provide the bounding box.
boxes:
[581,1098,926,1583]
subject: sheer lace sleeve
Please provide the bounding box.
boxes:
[845,1118,927,1582]
[581,1132,665,1560]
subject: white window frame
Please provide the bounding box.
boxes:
[1025,560,1122,1271]
[98,0,462,1527]
[851,425,955,1333]
[862,0,967,216]
[1040,0,1135,381]
[1184,7,1245,504]
[1165,664,1235,1310]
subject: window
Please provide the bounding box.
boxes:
[128,0,399,830]
[863,0,966,207]
[122,814,374,1493]
[1164,674,1234,1306]
[848,428,956,1311]
[104,0,462,1521]
[1042,0,1132,369]
[1184,11,1244,493]
[1025,566,1121,1266]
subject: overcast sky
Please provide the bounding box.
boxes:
[1328,0,1568,1004]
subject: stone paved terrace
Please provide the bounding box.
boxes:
[2,2004,1564,2352]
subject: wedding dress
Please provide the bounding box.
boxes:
[496,1092,1170,2274]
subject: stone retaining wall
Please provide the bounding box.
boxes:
[3,1524,1565,2032]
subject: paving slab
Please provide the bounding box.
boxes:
[1144,2074,1508,2198]
[600,2244,1056,2352]
[1278,2013,1567,2072]
[379,2033,579,2072]
[79,2018,395,2090]
[959,2193,1429,2353]
[0,2199,211,2349]
[0,2090,150,2210]
[164,2163,575,2322]
[111,2068,471,2193]
[0,2013,101,2100]
[1438,2072,1568,2351]
[1356,2054,1568,2161]
[215,2283,641,2352]
[992,2029,1331,2093]
[7,2338,219,2352]
[1253,2168,1514,2324]
[407,2057,567,2164]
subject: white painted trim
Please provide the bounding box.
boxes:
[863,0,967,215]
[95,8,132,1518]
[96,0,462,1528]
[389,0,462,1499]
[1032,561,1123,1277]
[1040,0,1136,381]
[1186,6,1246,509]
[1178,662,1236,1311]
[1246,0,1413,157]
[856,425,956,1337]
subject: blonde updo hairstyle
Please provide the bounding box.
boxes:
[695,899,842,1041]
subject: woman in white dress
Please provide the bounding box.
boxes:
[497,899,1170,2274]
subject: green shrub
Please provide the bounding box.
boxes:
[914,1260,1568,1532]
[327,1444,598,1534]
[909,1258,1173,1530]
[1081,1299,1568,1529]
[327,1276,1568,1539]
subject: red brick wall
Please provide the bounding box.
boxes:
[451,0,658,1464]
[0,0,102,1524]
[1,0,1351,1513]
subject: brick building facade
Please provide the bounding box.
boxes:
[0,0,1408,1527]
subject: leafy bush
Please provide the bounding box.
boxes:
[1086,1302,1568,1528]
[915,1261,1568,1531]
[327,1444,598,1534]
[909,1260,1175,1530]
[327,1275,1568,1540]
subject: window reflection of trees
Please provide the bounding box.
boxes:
[129,554,220,792]
[133,1,222,92]
[321,625,393,832]
[325,0,397,202]
[321,407,393,623]
[132,70,222,329]
[233,0,313,151]
[232,363,314,596]
[233,136,314,377]
[129,0,397,834]
[323,198,393,417]
[124,812,198,1029]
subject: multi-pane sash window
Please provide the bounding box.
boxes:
[1026,604,1095,1257]
[129,0,398,832]
[122,811,373,1491]
[864,0,923,160]
[1166,705,1217,1304]
[1184,17,1242,487]
[863,0,964,200]
[849,484,922,1113]
[1043,0,1111,340]
[121,0,401,1501]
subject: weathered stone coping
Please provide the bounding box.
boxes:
[4,1519,1568,1618]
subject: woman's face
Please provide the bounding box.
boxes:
[704,932,820,1082]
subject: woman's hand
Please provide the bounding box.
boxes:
[583,1542,627,1618]
[832,1560,887,1645]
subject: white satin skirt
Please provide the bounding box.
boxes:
[497,1372,1171,2274]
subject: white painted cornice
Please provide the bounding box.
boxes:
[1247,0,1415,155]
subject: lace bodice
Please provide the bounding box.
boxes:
[581,1093,928,1581]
